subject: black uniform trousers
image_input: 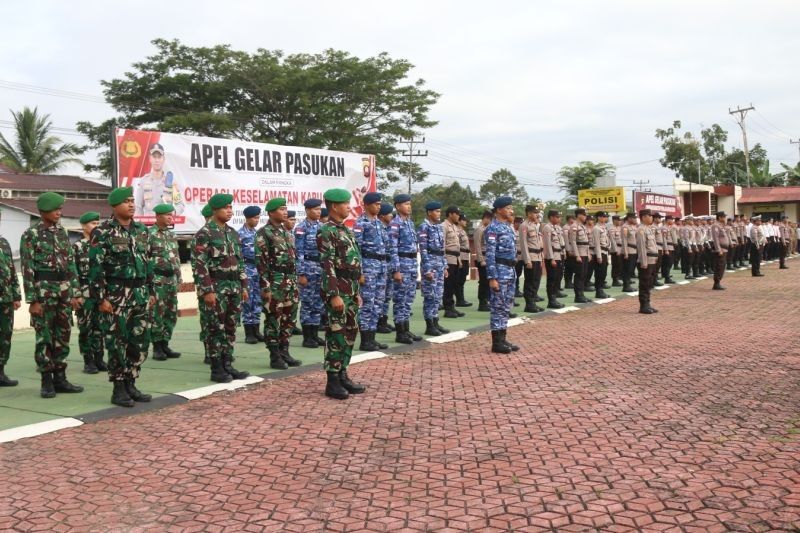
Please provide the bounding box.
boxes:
[456,259,469,302]
[610,252,622,282]
[593,254,608,293]
[638,262,658,310]
[475,260,488,303]
[750,243,762,275]
[523,261,542,301]
[573,256,590,296]
[713,251,726,285]
[545,259,563,300]
[443,262,460,308]
[660,250,674,280]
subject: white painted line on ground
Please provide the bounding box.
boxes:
[507,317,528,327]
[627,292,639,297]
[0,417,83,443]
[737,267,747,271]
[655,285,671,290]
[726,270,736,273]
[176,375,264,400]
[676,280,690,285]
[695,276,708,280]
[551,306,580,314]
[426,331,469,344]
[350,351,388,364]
[593,298,616,304]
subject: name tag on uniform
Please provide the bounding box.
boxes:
[111,237,128,245]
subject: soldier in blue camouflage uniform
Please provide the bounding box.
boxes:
[354,192,389,351]
[149,203,183,360]
[73,211,105,374]
[376,203,395,334]
[484,196,520,354]
[21,192,84,398]
[238,205,263,344]
[0,233,21,387]
[295,198,325,348]
[418,201,450,337]
[389,194,422,344]
[89,187,153,406]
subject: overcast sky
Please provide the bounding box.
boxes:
[2,0,798,200]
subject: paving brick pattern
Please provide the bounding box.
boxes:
[1,263,798,532]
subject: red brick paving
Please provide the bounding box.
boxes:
[1,263,798,532]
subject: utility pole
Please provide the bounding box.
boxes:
[729,104,755,187]
[631,179,650,213]
[400,137,428,194]
[791,139,800,163]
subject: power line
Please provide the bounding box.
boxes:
[729,104,755,186]
[400,137,427,195]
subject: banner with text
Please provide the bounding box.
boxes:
[114,129,376,232]
[577,187,627,213]
[632,191,683,218]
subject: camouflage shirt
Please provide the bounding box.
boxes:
[191,220,247,296]
[317,220,362,299]
[89,217,153,308]
[20,221,79,304]
[149,225,183,284]
[255,221,297,291]
[72,238,92,300]
[0,236,21,303]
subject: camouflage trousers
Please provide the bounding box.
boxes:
[151,282,178,343]
[263,276,298,346]
[201,289,241,362]
[0,304,14,365]
[31,299,72,373]
[76,298,103,359]
[323,294,360,372]
[101,303,150,382]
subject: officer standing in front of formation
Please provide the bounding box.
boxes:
[389,194,422,344]
[149,204,182,360]
[750,215,766,276]
[376,203,395,334]
[442,206,463,319]
[0,231,21,387]
[591,211,611,299]
[485,196,520,354]
[636,209,659,314]
[711,211,730,290]
[256,198,301,369]
[353,192,389,351]
[317,188,365,400]
[89,187,152,406]
[542,209,565,309]
[519,205,544,313]
[473,210,492,312]
[568,208,592,303]
[456,214,472,308]
[418,201,450,336]
[295,198,325,348]
[73,211,106,374]
[21,192,83,399]
[239,206,264,344]
[621,213,638,292]
[190,194,250,383]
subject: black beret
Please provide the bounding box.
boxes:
[394,193,412,204]
[425,201,442,211]
[287,210,297,218]
[445,205,460,215]
[639,209,652,218]
[595,211,609,218]
[242,206,261,218]
[304,198,322,208]
[547,209,561,218]
[575,208,587,216]
[363,192,382,205]
[493,196,513,209]
[379,203,393,216]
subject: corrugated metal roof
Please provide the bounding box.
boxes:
[738,186,800,204]
[0,172,110,193]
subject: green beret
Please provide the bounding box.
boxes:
[265,197,287,212]
[36,192,65,212]
[201,204,213,218]
[323,188,351,203]
[209,193,233,210]
[153,203,175,215]
[108,186,133,206]
[79,211,100,224]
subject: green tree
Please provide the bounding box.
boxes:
[779,162,800,186]
[478,169,529,214]
[410,182,483,225]
[0,106,83,173]
[77,39,440,185]
[557,161,616,204]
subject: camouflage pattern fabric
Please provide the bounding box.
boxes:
[73,238,104,361]
[149,224,182,343]
[255,222,298,346]
[189,230,208,347]
[0,237,21,365]
[237,224,262,326]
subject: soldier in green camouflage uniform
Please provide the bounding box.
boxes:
[0,233,21,386]
[194,203,213,364]
[73,211,106,374]
[149,203,183,361]
[317,188,365,400]
[20,192,84,398]
[191,193,250,383]
[89,187,154,407]
[255,197,301,370]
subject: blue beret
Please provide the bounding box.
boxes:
[243,206,261,218]
[379,203,393,216]
[425,201,442,211]
[287,210,296,218]
[493,196,513,209]
[304,198,322,208]
[363,192,382,205]
[394,193,412,204]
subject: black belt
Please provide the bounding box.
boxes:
[552,247,562,251]
[647,253,658,257]
[107,277,145,288]
[460,248,470,253]
[154,268,178,277]
[303,255,320,262]
[576,241,589,245]
[398,252,417,259]
[496,258,516,267]
[362,251,388,261]
[527,248,543,253]
[336,269,361,280]
[211,271,240,281]
[446,250,460,256]
[601,247,609,251]
[428,250,444,256]
[627,244,637,249]
[34,271,68,282]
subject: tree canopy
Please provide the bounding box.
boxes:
[0,106,83,174]
[557,161,616,204]
[478,168,530,215]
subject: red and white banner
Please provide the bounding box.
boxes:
[114,129,376,232]
[632,191,683,218]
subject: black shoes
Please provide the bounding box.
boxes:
[163,343,181,358]
[547,299,565,309]
[210,357,234,382]
[444,307,464,318]
[595,291,610,299]
[0,365,18,387]
[477,300,490,312]
[268,346,288,370]
[395,322,414,344]
[376,316,394,333]
[244,324,258,344]
[125,378,152,402]
[53,371,83,393]
[111,380,134,407]
[325,371,349,400]
[491,330,511,354]
[302,325,320,348]
[639,307,655,314]
[712,284,726,290]
[359,331,387,351]
[339,370,365,394]
[83,353,98,374]
[424,319,441,336]
[434,318,450,334]
[455,300,473,307]
[574,295,591,304]
[152,341,167,361]
[223,355,250,379]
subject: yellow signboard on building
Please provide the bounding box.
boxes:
[577,187,627,213]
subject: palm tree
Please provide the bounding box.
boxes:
[0,106,83,173]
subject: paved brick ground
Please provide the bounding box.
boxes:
[1,262,798,532]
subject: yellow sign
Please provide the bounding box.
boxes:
[577,187,626,212]
[752,204,783,212]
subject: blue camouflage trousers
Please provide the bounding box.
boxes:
[381,270,392,317]
[392,258,418,323]
[241,265,262,326]
[421,263,445,320]
[489,265,516,331]
[358,258,387,331]
[299,266,323,326]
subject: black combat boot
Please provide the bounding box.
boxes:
[535,295,545,302]
[622,283,636,292]
[0,365,18,387]
[574,293,591,304]
[83,353,98,374]
[152,341,167,361]
[125,377,152,402]
[523,298,537,313]
[444,307,462,318]
[376,316,393,334]
[111,380,134,407]
[639,306,654,314]
[53,370,83,393]
[595,289,610,299]
[280,343,302,367]
[455,298,472,307]
[712,283,725,290]
[313,325,325,345]
[477,299,490,312]
[368,331,388,350]
[223,355,250,380]
[325,371,349,400]
[491,330,511,354]
[94,351,107,371]
[612,278,622,287]
[302,325,319,348]
[40,372,56,398]
[339,369,365,394]
[163,343,181,358]
[502,329,520,352]
[244,324,258,344]
[203,345,211,365]
[407,322,423,342]
[548,299,565,309]
[395,322,413,344]
[556,290,568,298]
[210,357,233,383]
[424,319,441,336]
[254,324,265,342]
[434,318,450,334]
